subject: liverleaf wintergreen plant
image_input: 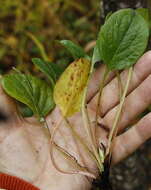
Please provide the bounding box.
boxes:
[53,8,150,173]
[1,7,150,183]
[96,8,149,158]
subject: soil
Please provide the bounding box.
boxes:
[110,140,151,190]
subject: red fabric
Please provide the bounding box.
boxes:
[0,173,40,190]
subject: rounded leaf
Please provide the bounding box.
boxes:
[98,9,149,70]
[2,74,55,119]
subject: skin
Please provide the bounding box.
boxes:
[0,51,151,190]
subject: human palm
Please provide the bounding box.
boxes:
[0,52,151,190]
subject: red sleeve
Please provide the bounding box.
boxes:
[0,173,40,190]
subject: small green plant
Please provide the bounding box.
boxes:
[2,70,55,121]
[1,8,150,185]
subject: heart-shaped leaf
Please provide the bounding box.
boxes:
[32,58,63,87]
[54,58,90,117]
[59,40,90,60]
[2,73,55,120]
[98,9,149,70]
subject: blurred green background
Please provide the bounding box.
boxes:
[0,0,100,74]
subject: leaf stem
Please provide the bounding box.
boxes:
[48,118,96,178]
[54,142,96,178]
[64,118,98,164]
[81,60,104,172]
[94,67,109,150]
[95,67,109,119]
[106,67,133,156]
[44,119,52,139]
[116,71,123,100]
[82,101,103,172]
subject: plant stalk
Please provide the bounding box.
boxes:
[94,67,109,149]
[64,118,99,166]
[106,67,133,156]
[116,71,123,100]
[48,118,96,178]
[95,67,109,120]
[82,101,103,172]
[81,59,104,172]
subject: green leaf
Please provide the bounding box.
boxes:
[136,8,151,29]
[2,73,55,120]
[54,58,90,117]
[32,58,63,87]
[98,9,149,70]
[59,40,90,60]
[92,12,113,65]
[92,12,114,65]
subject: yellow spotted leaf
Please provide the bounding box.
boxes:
[54,58,91,117]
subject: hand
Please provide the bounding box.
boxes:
[0,51,151,190]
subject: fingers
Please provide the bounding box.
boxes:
[102,75,151,131]
[89,51,151,115]
[112,112,151,164]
